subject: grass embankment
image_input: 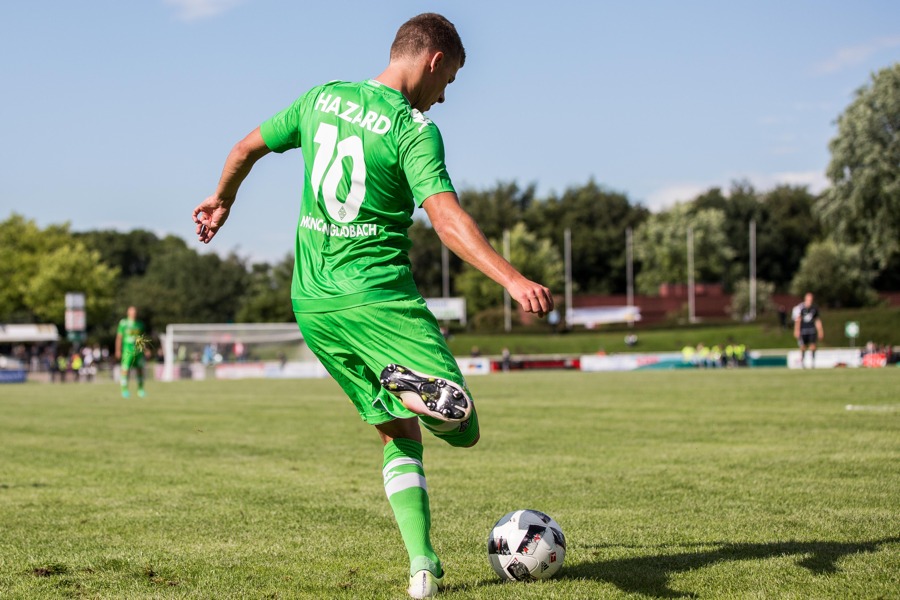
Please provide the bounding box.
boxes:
[447,306,900,356]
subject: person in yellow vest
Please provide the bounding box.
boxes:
[735,343,747,367]
[71,352,83,382]
[724,343,735,368]
[696,343,709,368]
[710,344,723,368]
[681,344,696,366]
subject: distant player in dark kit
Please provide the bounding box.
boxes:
[794,292,824,368]
[192,13,553,599]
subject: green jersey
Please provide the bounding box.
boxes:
[117,318,145,354]
[260,79,456,313]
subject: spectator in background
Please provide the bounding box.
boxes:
[81,346,97,382]
[56,353,69,382]
[791,300,804,346]
[735,343,747,367]
[46,349,59,382]
[71,351,83,382]
[681,344,695,365]
[547,309,560,333]
[695,343,709,368]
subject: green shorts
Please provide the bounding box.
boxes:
[121,351,144,370]
[295,297,472,426]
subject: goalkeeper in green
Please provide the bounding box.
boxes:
[193,13,553,599]
[115,305,146,398]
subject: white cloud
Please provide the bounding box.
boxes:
[644,183,711,211]
[814,35,900,75]
[644,170,830,212]
[760,170,830,193]
[164,0,244,21]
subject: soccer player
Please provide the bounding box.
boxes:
[115,305,146,398]
[192,13,553,599]
[794,292,824,368]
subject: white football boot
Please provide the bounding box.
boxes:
[407,569,443,599]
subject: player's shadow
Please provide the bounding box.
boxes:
[563,537,899,598]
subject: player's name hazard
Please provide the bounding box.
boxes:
[315,93,392,135]
[300,214,378,238]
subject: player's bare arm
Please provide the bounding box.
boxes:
[193,127,271,244]
[423,191,553,317]
[114,333,122,361]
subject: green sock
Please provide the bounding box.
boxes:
[382,438,441,576]
[419,409,480,448]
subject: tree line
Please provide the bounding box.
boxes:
[1,63,897,341]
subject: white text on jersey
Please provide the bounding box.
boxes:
[315,94,392,135]
[300,214,377,238]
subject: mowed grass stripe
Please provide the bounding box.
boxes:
[1,369,898,599]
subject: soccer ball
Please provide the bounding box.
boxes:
[487,509,566,581]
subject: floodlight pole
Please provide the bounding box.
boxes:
[503,229,511,332]
[564,228,573,329]
[163,324,175,382]
[749,219,757,321]
[687,226,696,324]
[626,227,634,307]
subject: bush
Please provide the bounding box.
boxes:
[471,307,518,332]
[729,279,776,321]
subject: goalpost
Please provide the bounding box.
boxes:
[159,323,325,382]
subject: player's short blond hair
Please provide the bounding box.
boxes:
[390,13,465,67]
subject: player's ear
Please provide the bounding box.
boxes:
[428,51,444,73]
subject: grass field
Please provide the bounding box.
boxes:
[2,370,899,599]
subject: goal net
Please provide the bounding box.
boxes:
[158,323,327,381]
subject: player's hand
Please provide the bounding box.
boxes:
[508,278,553,318]
[192,196,232,244]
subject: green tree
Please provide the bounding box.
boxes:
[698,182,766,291]
[75,229,162,279]
[728,279,776,321]
[0,214,117,325]
[634,203,734,294]
[457,182,536,242]
[120,236,249,331]
[790,240,877,307]
[23,243,118,325]
[818,63,900,272]
[237,254,295,322]
[758,185,821,289]
[524,180,648,294]
[455,223,563,316]
[408,219,456,298]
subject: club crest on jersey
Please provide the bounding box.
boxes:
[315,93,392,135]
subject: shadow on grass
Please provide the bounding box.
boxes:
[564,537,900,598]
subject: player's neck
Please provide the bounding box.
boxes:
[374,62,422,108]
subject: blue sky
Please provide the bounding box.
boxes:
[1,1,898,262]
